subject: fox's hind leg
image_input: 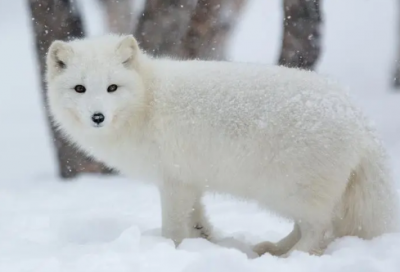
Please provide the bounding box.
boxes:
[253,221,332,257]
[253,222,301,256]
[281,220,333,257]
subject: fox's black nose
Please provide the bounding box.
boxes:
[91,113,105,125]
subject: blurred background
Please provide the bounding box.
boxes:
[2,0,399,183]
[1,1,400,270]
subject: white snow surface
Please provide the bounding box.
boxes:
[2,0,400,271]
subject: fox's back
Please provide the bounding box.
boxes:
[152,59,364,142]
[150,60,368,194]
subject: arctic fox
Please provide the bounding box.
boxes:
[46,34,399,257]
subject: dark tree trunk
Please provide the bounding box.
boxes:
[393,63,400,88]
[392,0,400,88]
[278,0,322,70]
[28,0,112,179]
[135,0,245,60]
[135,0,197,57]
[181,0,246,60]
[98,0,135,34]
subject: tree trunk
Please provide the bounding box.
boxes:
[278,0,322,70]
[98,0,135,34]
[393,62,400,88]
[392,0,400,88]
[180,0,246,60]
[135,0,245,60]
[28,0,112,179]
[135,0,197,57]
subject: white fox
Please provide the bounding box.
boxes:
[45,34,399,257]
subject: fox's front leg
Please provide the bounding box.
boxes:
[159,180,199,245]
[188,196,213,241]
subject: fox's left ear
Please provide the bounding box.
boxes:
[116,35,140,69]
[46,40,74,80]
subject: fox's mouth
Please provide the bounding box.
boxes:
[92,123,104,128]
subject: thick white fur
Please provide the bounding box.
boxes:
[45,34,400,257]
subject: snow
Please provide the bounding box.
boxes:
[1,0,400,271]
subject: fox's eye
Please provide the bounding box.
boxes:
[74,85,86,93]
[107,84,118,93]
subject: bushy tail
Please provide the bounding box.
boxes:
[334,143,400,239]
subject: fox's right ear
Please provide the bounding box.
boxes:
[46,40,74,78]
[116,35,140,69]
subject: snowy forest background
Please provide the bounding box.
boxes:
[1,0,400,271]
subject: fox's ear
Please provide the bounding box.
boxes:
[46,40,74,78]
[116,35,139,68]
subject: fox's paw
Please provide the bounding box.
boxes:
[281,247,324,258]
[253,241,287,257]
[192,222,213,240]
[189,216,214,241]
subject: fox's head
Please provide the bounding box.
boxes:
[45,34,148,138]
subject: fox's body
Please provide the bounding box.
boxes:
[46,34,399,257]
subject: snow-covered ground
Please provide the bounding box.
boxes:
[1,0,400,271]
